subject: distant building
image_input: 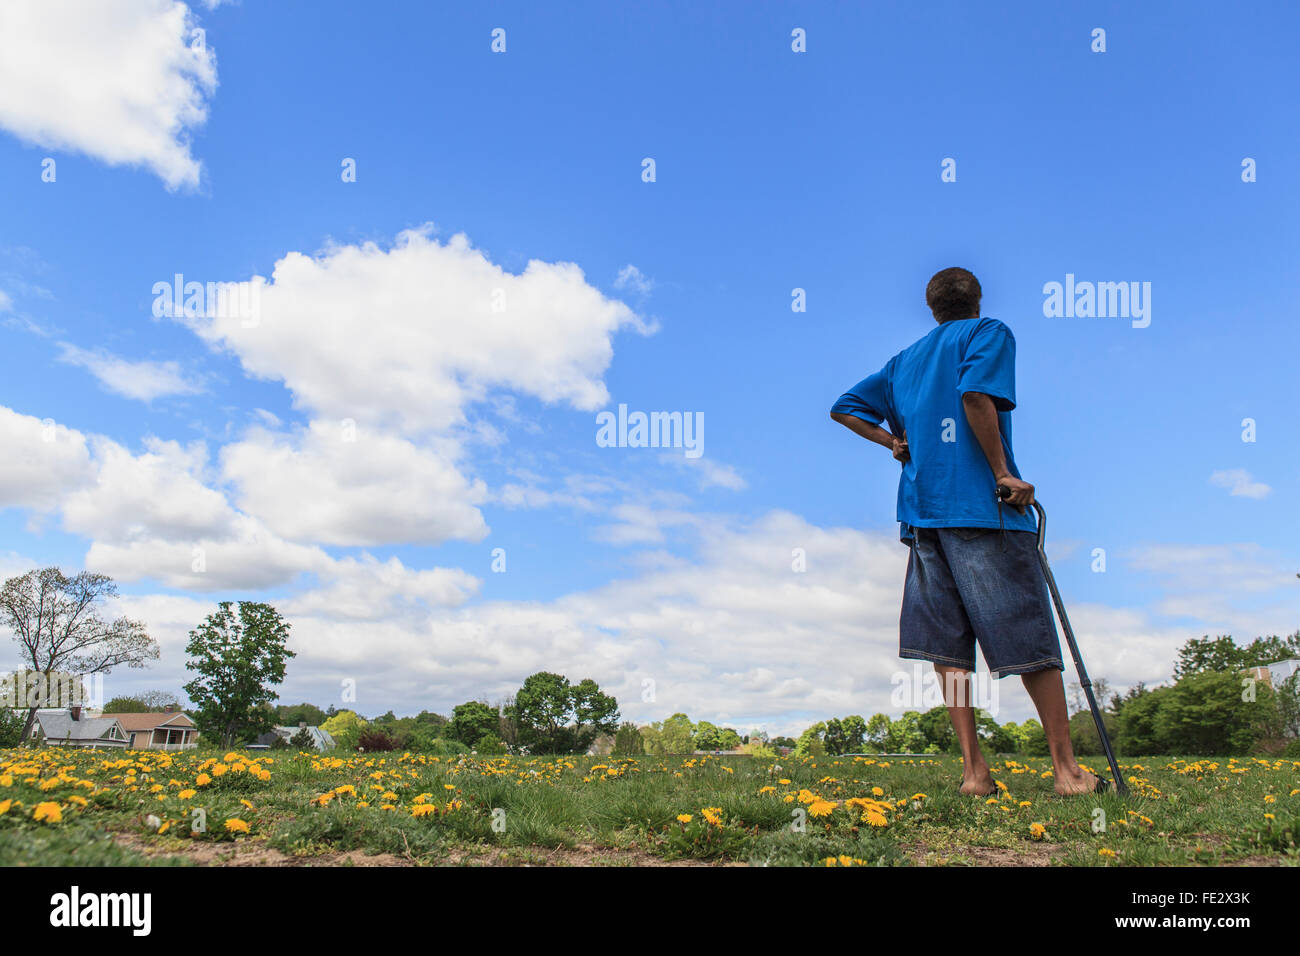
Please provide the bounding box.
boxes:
[33,707,129,749]
[1245,659,1300,690]
[114,708,199,751]
[254,722,335,751]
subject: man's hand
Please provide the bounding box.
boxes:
[995,474,1034,514]
[892,432,909,463]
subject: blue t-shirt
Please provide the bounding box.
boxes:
[831,316,1037,542]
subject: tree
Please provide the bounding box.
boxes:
[794,722,826,757]
[1019,718,1049,756]
[514,672,620,754]
[276,702,327,727]
[0,568,158,740]
[0,706,25,747]
[102,690,180,714]
[448,701,500,747]
[643,713,695,754]
[917,707,955,753]
[1113,683,1168,754]
[693,720,741,751]
[1173,635,1244,680]
[1156,670,1278,755]
[823,715,867,755]
[182,602,295,748]
[885,711,927,752]
[864,713,892,751]
[612,722,644,755]
[289,725,315,750]
[320,710,366,749]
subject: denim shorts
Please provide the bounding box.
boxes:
[899,527,1064,677]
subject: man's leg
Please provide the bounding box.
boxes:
[935,664,994,795]
[1021,667,1103,795]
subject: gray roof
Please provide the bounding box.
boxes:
[264,725,336,750]
[35,712,127,744]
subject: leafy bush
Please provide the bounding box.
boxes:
[357,728,397,752]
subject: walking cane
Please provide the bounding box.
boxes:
[997,486,1128,795]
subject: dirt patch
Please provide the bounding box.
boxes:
[907,841,1065,866]
[112,832,409,867]
[443,842,747,867]
[112,832,744,867]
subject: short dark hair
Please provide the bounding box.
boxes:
[926,267,982,322]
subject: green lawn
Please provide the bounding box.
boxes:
[1,747,1297,866]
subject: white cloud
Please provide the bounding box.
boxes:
[220,420,489,547]
[0,290,11,312]
[664,453,746,491]
[177,227,651,435]
[84,514,330,591]
[0,406,95,511]
[0,0,218,190]
[56,342,203,400]
[1209,468,1270,499]
[614,264,653,296]
[60,435,232,543]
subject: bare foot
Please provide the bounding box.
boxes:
[959,773,997,796]
[1054,767,1106,796]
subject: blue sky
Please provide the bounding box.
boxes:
[0,0,1295,735]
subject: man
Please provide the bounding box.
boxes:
[830,267,1106,796]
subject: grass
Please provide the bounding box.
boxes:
[1,747,1297,866]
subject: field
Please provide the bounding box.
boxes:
[1,747,1297,867]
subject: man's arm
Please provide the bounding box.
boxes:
[831,412,909,463]
[960,391,1032,510]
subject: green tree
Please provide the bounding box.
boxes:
[1173,635,1244,680]
[864,713,892,751]
[823,715,867,755]
[1156,670,1279,755]
[0,708,25,747]
[794,722,826,758]
[289,725,315,749]
[693,721,741,751]
[0,568,158,741]
[612,722,644,755]
[448,701,499,747]
[276,702,327,727]
[1019,718,1049,756]
[650,713,696,754]
[320,710,367,749]
[1113,683,1169,755]
[918,706,955,753]
[885,711,927,752]
[182,602,294,748]
[514,672,619,754]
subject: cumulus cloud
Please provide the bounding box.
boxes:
[60,435,233,544]
[0,0,218,190]
[56,343,203,400]
[178,227,652,435]
[1209,468,1270,499]
[220,420,489,547]
[0,406,95,511]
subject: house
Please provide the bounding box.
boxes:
[115,708,199,751]
[254,722,335,751]
[33,707,129,749]
[1244,659,1300,691]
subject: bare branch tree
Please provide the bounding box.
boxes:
[0,567,158,740]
